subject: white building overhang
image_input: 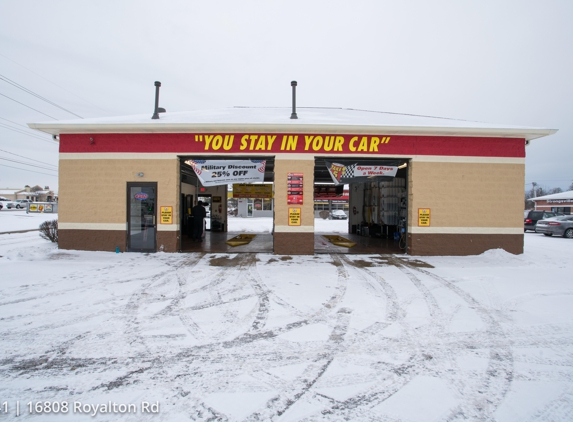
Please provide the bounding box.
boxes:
[28,107,557,142]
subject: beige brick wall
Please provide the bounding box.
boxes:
[273,157,315,228]
[59,158,180,224]
[408,161,525,228]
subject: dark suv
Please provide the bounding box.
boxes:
[524,210,556,232]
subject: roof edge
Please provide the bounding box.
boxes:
[28,122,557,141]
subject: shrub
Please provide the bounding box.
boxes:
[39,219,58,243]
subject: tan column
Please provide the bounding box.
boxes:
[273,155,315,255]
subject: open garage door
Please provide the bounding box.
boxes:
[179,156,275,253]
[313,157,409,254]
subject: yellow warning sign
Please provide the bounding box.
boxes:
[288,208,301,226]
[418,208,430,226]
[160,206,173,224]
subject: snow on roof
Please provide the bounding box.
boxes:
[530,190,573,201]
[28,107,557,141]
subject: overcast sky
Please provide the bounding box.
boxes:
[1,0,572,193]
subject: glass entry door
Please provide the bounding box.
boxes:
[127,182,157,252]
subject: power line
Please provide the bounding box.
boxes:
[0,121,53,140]
[0,116,30,128]
[0,92,58,120]
[0,162,58,177]
[525,179,572,185]
[0,52,112,114]
[0,73,83,118]
[0,122,57,144]
[0,157,58,172]
[0,149,57,169]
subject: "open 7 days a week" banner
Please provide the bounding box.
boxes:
[325,161,398,185]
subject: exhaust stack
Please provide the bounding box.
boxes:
[290,81,298,119]
[151,81,166,119]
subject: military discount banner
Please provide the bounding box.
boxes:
[186,159,266,186]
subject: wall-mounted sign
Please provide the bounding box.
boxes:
[62,133,526,159]
[547,199,573,204]
[212,196,222,203]
[287,173,303,204]
[418,208,431,226]
[27,203,57,213]
[160,206,173,224]
[186,159,266,186]
[314,184,344,198]
[134,192,149,200]
[288,208,301,226]
[232,184,273,199]
[325,161,398,185]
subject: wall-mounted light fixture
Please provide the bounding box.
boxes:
[398,163,408,169]
[137,172,144,177]
[89,137,95,145]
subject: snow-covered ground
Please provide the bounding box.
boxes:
[0,209,57,233]
[1,212,573,421]
[227,215,348,234]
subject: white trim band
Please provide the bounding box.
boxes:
[410,156,525,164]
[59,222,180,231]
[274,225,315,233]
[60,153,179,160]
[59,152,525,164]
[408,226,523,234]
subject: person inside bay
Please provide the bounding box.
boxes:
[191,201,207,242]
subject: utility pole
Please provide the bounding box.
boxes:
[532,182,537,198]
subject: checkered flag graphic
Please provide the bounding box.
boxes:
[341,163,356,179]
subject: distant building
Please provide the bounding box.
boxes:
[0,185,57,202]
[531,190,573,215]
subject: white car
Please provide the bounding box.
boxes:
[13,199,33,209]
[329,210,348,220]
[0,197,12,210]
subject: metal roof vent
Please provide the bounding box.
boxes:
[290,81,298,119]
[151,81,166,119]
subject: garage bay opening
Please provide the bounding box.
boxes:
[179,156,275,253]
[313,157,409,254]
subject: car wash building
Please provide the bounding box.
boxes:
[29,95,556,256]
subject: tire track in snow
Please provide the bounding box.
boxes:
[247,308,352,420]
[393,257,514,421]
[315,256,435,420]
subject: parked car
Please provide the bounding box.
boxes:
[0,197,12,210]
[13,199,32,209]
[535,215,573,238]
[524,210,556,232]
[329,210,348,220]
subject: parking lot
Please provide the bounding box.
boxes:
[1,222,573,420]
